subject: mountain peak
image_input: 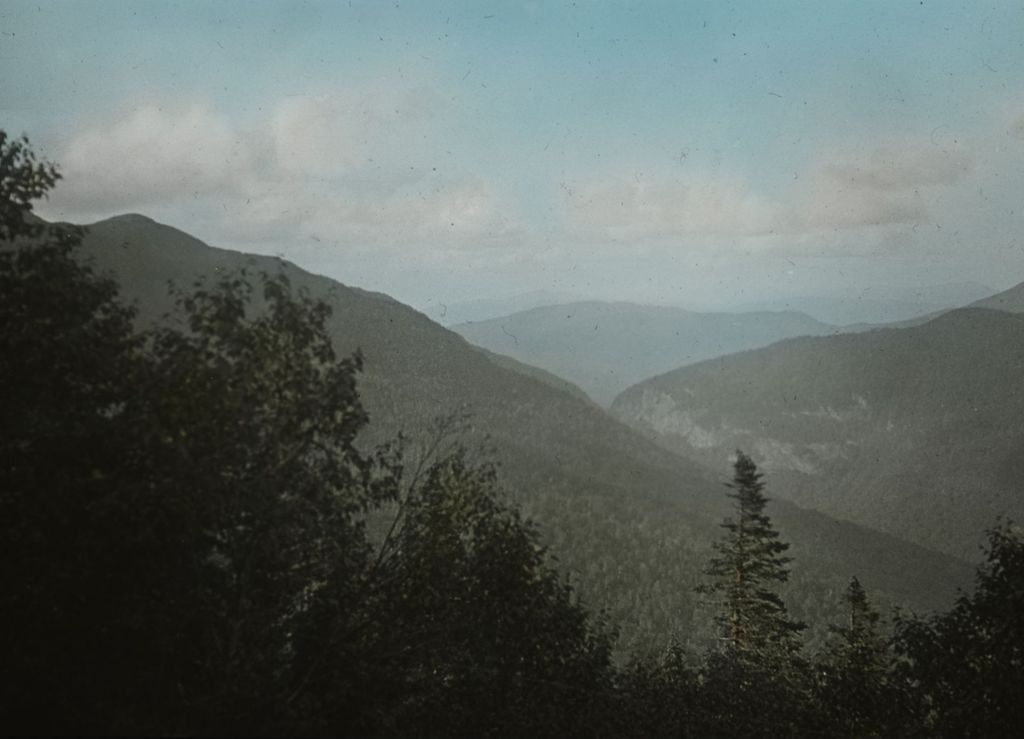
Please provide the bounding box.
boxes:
[91,213,156,227]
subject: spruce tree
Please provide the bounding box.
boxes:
[695,451,810,737]
[700,450,804,658]
[817,577,896,737]
[824,577,888,675]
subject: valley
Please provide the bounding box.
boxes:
[74,214,974,652]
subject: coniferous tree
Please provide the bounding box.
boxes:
[816,577,898,737]
[694,451,810,738]
[699,450,805,658]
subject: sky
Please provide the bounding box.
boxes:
[3,0,1024,316]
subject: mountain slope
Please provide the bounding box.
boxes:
[74,214,970,651]
[970,280,1024,313]
[731,282,993,326]
[424,289,580,326]
[612,308,1024,560]
[453,301,839,406]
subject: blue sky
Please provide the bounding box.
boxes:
[4,0,1024,314]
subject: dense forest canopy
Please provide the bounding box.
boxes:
[3,132,1024,736]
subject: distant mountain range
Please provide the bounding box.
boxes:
[452,302,842,406]
[67,213,971,652]
[422,289,582,326]
[729,282,994,326]
[970,281,1024,312]
[611,306,1024,560]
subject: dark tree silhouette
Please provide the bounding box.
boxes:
[700,450,804,657]
[895,521,1024,738]
[816,577,899,737]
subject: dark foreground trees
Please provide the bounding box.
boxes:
[0,133,613,736]
[895,521,1024,738]
[815,577,901,737]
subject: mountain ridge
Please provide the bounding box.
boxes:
[969,279,1024,312]
[612,305,1024,560]
[452,301,841,406]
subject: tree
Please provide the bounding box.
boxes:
[117,270,392,733]
[693,451,810,737]
[700,450,804,657]
[1,131,144,732]
[816,577,898,737]
[0,131,60,241]
[895,521,1024,738]
[290,443,617,737]
[612,640,700,739]
[1,130,388,733]
[1,258,390,733]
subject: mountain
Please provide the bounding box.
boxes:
[731,282,993,326]
[422,289,581,326]
[612,307,1024,560]
[969,280,1024,313]
[74,214,971,652]
[452,302,840,407]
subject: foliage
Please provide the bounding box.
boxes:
[0,131,60,241]
[815,577,902,737]
[1,133,143,731]
[895,521,1024,738]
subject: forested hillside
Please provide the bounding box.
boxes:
[613,308,1024,559]
[71,213,974,652]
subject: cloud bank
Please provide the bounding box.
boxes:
[46,91,516,256]
[46,92,983,268]
[564,140,974,249]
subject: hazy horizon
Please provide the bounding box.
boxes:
[5,0,1024,317]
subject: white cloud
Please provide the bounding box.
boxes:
[779,175,928,234]
[563,139,975,248]
[43,89,517,256]
[270,86,441,177]
[220,176,519,251]
[782,142,973,234]
[564,175,775,241]
[54,103,256,211]
[820,143,974,191]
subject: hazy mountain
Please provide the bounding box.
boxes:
[612,307,1024,560]
[969,279,1024,313]
[730,282,993,327]
[422,289,581,326]
[452,302,840,406]
[74,214,971,651]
